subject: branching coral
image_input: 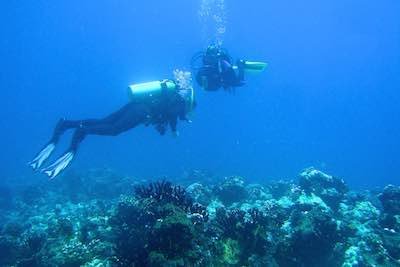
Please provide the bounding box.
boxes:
[114,181,210,266]
[134,180,193,211]
[213,207,271,265]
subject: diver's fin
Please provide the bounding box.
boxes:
[242,61,268,73]
[41,151,74,179]
[29,143,56,170]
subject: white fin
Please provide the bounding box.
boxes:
[42,152,74,179]
[29,143,56,170]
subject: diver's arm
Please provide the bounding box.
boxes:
[236,60,245,81]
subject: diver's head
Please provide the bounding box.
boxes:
[206,44,220,57]
[203,44,232,67]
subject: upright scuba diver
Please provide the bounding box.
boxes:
[29,70,195,179]
[191,45,267,91]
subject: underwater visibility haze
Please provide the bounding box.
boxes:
[0,0,400,266]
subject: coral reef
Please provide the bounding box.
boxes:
[212,207,272,266]
[0,167,399,266]
[112,181,209,266]
[299,167,348,210]
[214,176,248,205]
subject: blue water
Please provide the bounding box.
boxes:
[1,0,399,188]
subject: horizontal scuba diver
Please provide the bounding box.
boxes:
[191,45,267,91]
[29,70,195,179]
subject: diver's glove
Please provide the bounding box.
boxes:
[41,151,75,179]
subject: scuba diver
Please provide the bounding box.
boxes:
[29,70,195,179]
[191,45,267,92]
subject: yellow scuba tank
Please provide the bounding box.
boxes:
[127,80,176,99]
[242,61,268,73]
[128,78,196,114]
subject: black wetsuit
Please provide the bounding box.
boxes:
[50,88,188,154]
[195,50,245,91]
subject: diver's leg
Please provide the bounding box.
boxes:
[29,118,102,170]
[50,103,137,141]
[68,104,147,151]
[42,103,147,179]
[29,104,136,171]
